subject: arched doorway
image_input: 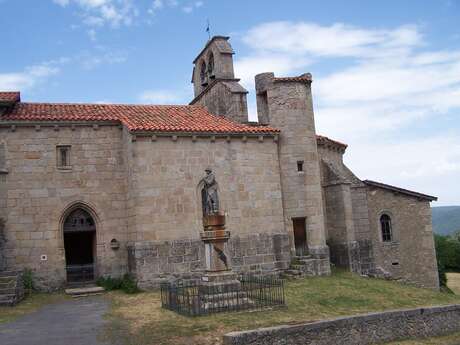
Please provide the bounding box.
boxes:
[63,208,96,283]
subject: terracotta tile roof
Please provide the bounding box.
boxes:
[363,180,437,201]
[0,102,279,134]
[0,92,20,103]
[274,73,313,83]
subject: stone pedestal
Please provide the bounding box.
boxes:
[200,214,231,273]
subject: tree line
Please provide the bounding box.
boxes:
[435,230,460,286]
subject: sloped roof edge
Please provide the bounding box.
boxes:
[363,180,437,201]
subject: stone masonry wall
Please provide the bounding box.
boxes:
[126,135,284,242]
[1,125,129,289]
[223,304,460,345]
[255,73,329,262]
[125,134,287,285]
[351,186,375,274]
[366,187,439,289]
[0,142,7,270]
[194,82,248,123]
[128,233,290,288]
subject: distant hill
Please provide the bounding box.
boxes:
[432,206,460,236]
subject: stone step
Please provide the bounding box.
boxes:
[201,291,249,302]
[0,294,18,306]
[290,264,306,270]
[284,269,302,276]
[0,280,16,288]
[295,255,312,259]
[202,298,254,311]
[0,275,17,283]
[0,288,17,295]
[0,270,20,278]
[65,286,105,296]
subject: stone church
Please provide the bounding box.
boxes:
[0,36,439,290]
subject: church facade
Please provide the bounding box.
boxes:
[0,36,439,290]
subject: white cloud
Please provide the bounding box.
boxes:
[235,54,311,91]
[52,0,138,28]
[242,22,421,58]
[182,2,203,13]
[0,63,60,91]
[138,90,184,104]
[53,0,70,6]
[182,5,193,13]
[0,49,127,91]
[87,29,97,41]
[152,0,163,9]
[237,20,460,204]
[342,134,460,205]
[148,0,203,15]
[77,50,127,69]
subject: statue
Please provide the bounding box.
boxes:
[201,168,219,216]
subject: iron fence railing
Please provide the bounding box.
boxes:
[161,274,285,316]
[66,264,94,283]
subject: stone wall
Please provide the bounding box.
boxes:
[323,183,360,272]
[126,135,284,242]
[0,125,129,289]
[223,305,460,345]
[193,81,248,123]
[127,233,291,288]
[124,134,287,286]
[0,142,7,270]
[366,187,439,289]
[255,73,329,265]
[351,186,375,274]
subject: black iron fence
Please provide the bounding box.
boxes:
[161,274,285,316]
[66,264,94,283]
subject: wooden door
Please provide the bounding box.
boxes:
[293,218,307,256]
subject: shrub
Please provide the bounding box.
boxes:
[96,276,122,291]
[435,234,460,271]
[120,274,140,294]
[22,268,34,293]
[437,256,447,287]
[96,274,140,294]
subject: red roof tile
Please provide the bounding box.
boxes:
[274,73,312,83]
[1,102,279,134]
[0,92,20,103]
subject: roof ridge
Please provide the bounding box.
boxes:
[363,180,437,201]
[18,102,198,107]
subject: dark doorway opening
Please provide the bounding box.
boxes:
[293,217,308,256]
[63,208,96,283]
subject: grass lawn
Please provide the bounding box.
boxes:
[385,331,460,344]
[104,270,460,345]
[447,272,460,295]
[0,292,69,324]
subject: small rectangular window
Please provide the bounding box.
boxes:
[297,160,304,172]
[57,145,71,169]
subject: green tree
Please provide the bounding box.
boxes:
[435,234,460,273]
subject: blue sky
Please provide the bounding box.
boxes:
[1,0,460,206]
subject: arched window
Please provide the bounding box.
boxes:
[380,214,392,242]
[200,60,207,84]
[207,52,214,77]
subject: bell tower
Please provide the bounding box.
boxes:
[190,36,249,123]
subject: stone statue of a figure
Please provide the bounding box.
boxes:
[201,168,219,215]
